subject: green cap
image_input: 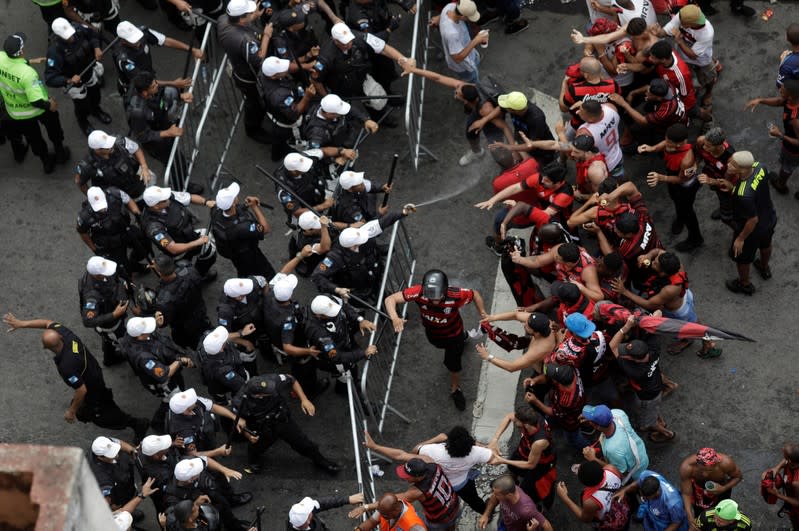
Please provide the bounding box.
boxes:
[715,499,741,521]
[497,91,528,111]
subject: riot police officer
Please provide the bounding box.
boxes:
[301,93,375,163]
[166,388,243,455]
[196,326,251,404]
[211,182,276,279]
[154,254,210,349]
[89,436,138,510]
[260,56,315,160]
[75,130,154,199]
[217,276,268,374]
[290,212,334,276]
[62,0,120,34]
[140,185,217,278]
[126,71,191,171]
[114,21,199,97]
[302,294,376,391]
[79,256,129,366]
[217,0,272,144]
[330,169,388,224]
[76,186,150,277]
[118,316,193,431]
[45,18,111,135]
[311,226,382,301]
[345,0,414,39]
[232,374,341,475]
[274,151,332,224]
[269,6,320,73]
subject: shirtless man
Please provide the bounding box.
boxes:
[476,311,556,375]
[511,242,603,302]
[679,447,743,527]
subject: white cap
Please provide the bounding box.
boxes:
[331,22,356,44]
[86,186,108,212]
[272,274,298,302]
[174,457,204,481]
[310,295,342,317]
[339,171,364,190]
[289,497,320,527]
[88,130,116,150]
[456,0,481,22]
[169,388,198,414]
[298,211,321,230]
[116,21,144,44]
[87,256,117,276]
[141,434,172,456]
[143,186,171,207]
[339,227,369,248]
[91,436,121,459]
[227,0,257,16]
[52,18,76,40]
[224,277,254,297]
[126,316,157,337]
[284,152,313,172]
[215,182,240,211]
[320,94,351,115]
[261,56,290,77]
[203,326,229,355]
[113,511,133,531]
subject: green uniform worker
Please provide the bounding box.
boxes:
[0,33,70,173]
[30,0,68,27]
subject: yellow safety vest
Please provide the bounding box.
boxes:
[0,52,48,120]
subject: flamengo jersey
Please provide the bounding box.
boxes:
[578,104,622,172]
[402,285,473,339]
[656,52,696,110]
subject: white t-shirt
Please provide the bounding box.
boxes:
[439,3,479,74]
[617,0,656,26]
[578,104,622,171]
[418,443,492,488]
[663,16,714,67]
[586,0,614,23]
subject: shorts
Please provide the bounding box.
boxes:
[634,392,662,430]
[692,62,717,88]
[729,225,775,264]
[780,149,799,175]
[423,501,463,531]
[662,288,697,323]
[427,331,467,372]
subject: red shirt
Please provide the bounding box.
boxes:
[564,78,621,128]
[402,285,473,339]
[645,95,688,128]
[656,52,696,110]
[555,247,596,284]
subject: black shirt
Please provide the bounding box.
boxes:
[49,322,111,403]
[616,348,662,401]
[506,103,555,164]
[731,162,778,230]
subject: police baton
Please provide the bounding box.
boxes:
[347,292,392,321]
[343,108,395,171]
[63,36,120,92]
[226,394,247,450]
[381,153,399,208]
[248,506,265,531]
[256,165,323,217]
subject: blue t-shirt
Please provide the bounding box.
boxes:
[600,409,649,481]
[637,471,688,531]
[778,52,799,87]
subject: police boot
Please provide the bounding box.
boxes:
[40,152,56,174]
[730,0,754,16]
[11,139,28,163]
[54,144,71,164]
[311,450,341,475]
[92,106,112,124]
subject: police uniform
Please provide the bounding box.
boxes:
[301,300,370,376]
[314,30,388,99]
[141,191,216,276]
[89,448,136,508]
[261,73,306,159]
[165,395,219,454]
[155,263,210,348]
[79,269,128,365]
[345,0,410,90]
[113,25,167,96]
[211,203,276,278]
[301,102,368,151]
[76,137,146,198]
[274,151,328,221]
[232,375,339,473]
[44,21,108,133]
[140,447,181,513]
[217,14,268,141]
[217,275,268,372]
[64,0,120,32]
[45,322,143,433]
[311,238,381,300]
[330,179,381,224]
[196,332,249,404]
[0,46,68,172]
[289,226,337,277]
[76,187,149,275]
[126,82,184,167]
[31,0,68,26]
[118,331,188,431]
[269,8,319,63]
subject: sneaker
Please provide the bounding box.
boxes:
[459,148,485,166]
[230,492,253,507]
[41,153,56,174]
[92,107,112,124]
[674,237,704,252]
[725,278,755,295]
[451,388,466,411]
[670,219,684,235]
[519,0,537,8]
[771,176,789,195]
[484,236,502,257]
[243,463,263,475]
[55,145,71,164]
[731,3,755,16]
[313,456,342,475]
[505,19,529,35]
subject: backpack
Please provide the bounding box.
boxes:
[597,488,631,531]
[761,469,784,504]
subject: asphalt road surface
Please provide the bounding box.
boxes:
[1,0,798,529]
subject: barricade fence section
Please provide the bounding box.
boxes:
[404,6,438,172]
[163,21,245,191]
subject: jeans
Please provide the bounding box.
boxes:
[454,68,479,85]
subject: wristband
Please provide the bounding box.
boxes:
[487,354,495,362]
[357,316,365,322]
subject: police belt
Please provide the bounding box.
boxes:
[232,71,257,85]
[95,321,122,334]
[267,112,303,144]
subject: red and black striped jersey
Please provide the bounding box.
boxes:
[416,464,460,523]
[564,79,621,127]
[402,285,474,339]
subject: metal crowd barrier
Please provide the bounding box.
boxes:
[163,22,246,191]
[404,6,439,172]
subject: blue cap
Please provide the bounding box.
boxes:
[582,404,613,427]
[565,313,597,339]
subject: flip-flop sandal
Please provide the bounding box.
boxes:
[753,259,772,280]
[662,382,679,398]
[648,430,676,443]
[697,347,723,359]
[667,340,692,355]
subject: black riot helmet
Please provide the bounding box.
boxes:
[422,269,448,300]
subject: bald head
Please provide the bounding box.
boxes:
[377,493,401,518]
[539,223,564,245]
[41,330,63,352]
[579,57,602,77]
